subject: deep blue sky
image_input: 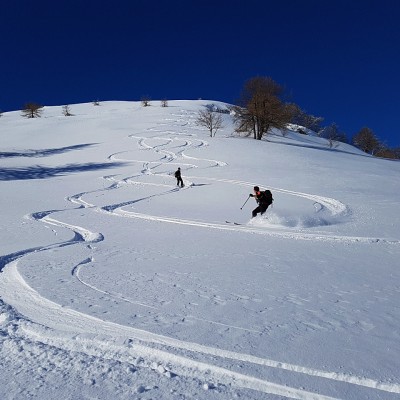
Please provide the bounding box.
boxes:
[1,0,399,147]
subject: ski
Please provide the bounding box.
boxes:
[225,221,242,225]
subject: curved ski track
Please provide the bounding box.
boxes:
[1,109,399,399]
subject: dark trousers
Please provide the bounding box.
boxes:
[176,177,184,187]
[252,204,269,218]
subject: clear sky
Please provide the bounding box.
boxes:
[1,0,399,147]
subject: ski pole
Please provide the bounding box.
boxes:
[240,195,251,210]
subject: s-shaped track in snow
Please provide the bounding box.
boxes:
[1,109,399,399]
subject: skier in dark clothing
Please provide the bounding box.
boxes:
[174,167,184,188]
[250,186,273,218]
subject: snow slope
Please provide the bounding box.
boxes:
[0,100,399,399]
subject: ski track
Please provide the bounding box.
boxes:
[2,259,400,399]
[96,125,397,243]
[2,110,400,399]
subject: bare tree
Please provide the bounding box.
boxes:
[22,103,43,118]
[196,108,224,137]
[62,105,73,116]
[319,123,347,148]
[352,127,381,154]
[235,76,293,140]
[141,96,151,107]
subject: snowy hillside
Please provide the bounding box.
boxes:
[1,100,399,400]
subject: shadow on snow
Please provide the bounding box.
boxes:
[0,143,97,159]
[0,162,126,181]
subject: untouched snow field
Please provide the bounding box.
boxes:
[0,100,399,399]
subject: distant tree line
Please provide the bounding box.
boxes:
[351,127,399,158]
[229,76,399,159]
[7,82,398,159]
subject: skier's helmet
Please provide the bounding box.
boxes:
[254,186,259,191]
